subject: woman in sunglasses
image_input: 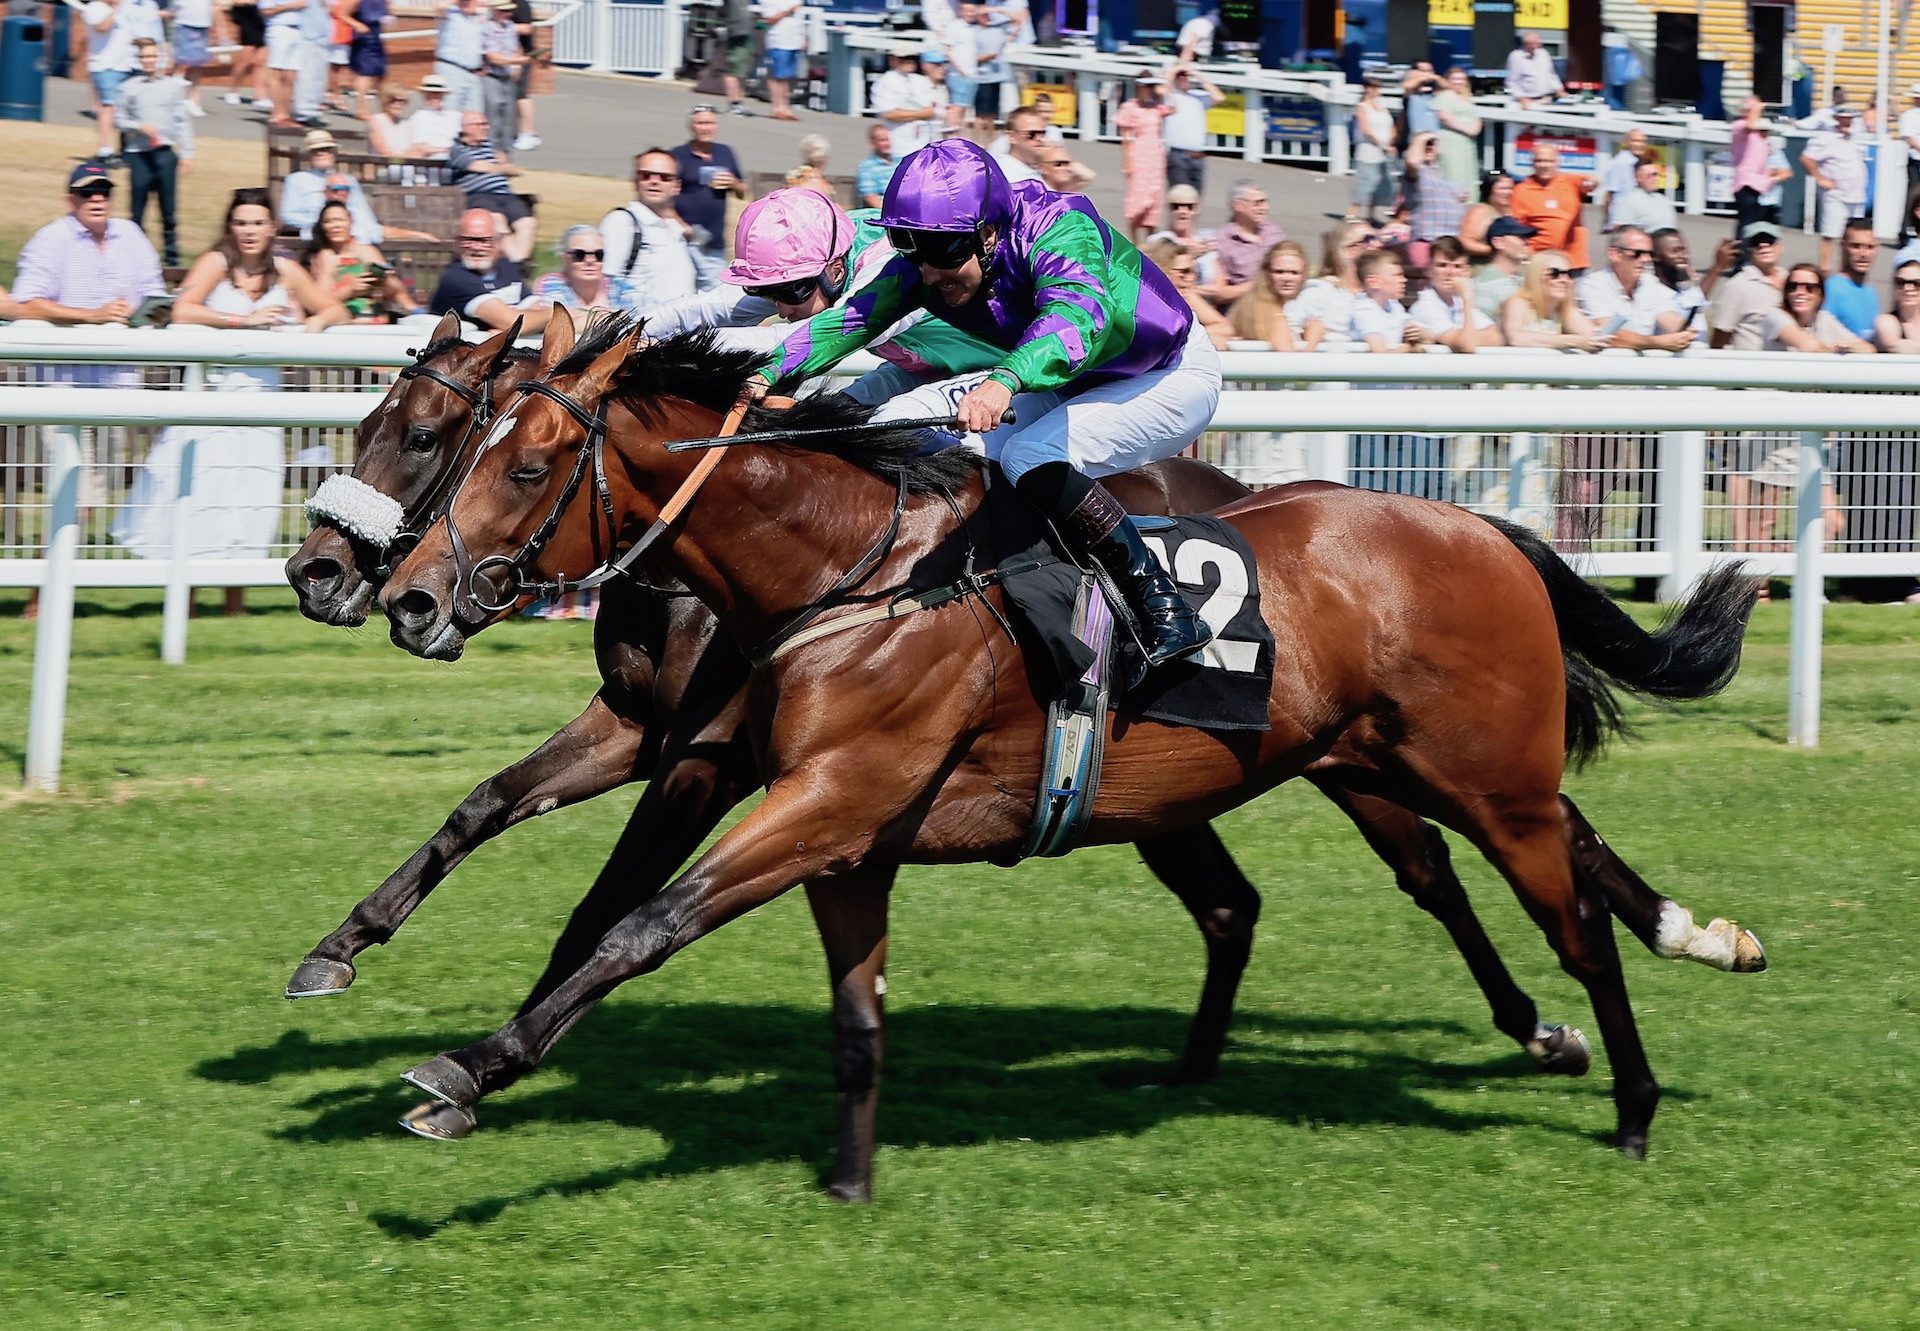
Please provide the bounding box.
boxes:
[531,224,634,312]
[1763,262,1875,354]
[1873,259,1920,352]
[752,139,1219,668]
[1499,251,1613,352]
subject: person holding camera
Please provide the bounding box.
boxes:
[302,199,414,321]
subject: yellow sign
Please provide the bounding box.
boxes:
[1207,92,1247,139]
[1430,0,1472,26]
[1516,0,1569,29]
[1022,83,1077,128]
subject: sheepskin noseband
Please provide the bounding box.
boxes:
[305,474,407,549]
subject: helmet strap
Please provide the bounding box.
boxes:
[819,254,849,304]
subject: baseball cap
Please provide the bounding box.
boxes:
[919,46,947,64]
[419,74,450,92]
[1487,216,1539,240]
[304,129,338,153]
[68,160,114,192]
[1166,184,1200,206]
[1740,220,1782,242]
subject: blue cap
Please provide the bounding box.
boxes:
[919,46,948,64]
[68,160,114,191]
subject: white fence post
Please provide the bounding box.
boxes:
[1241,93,1262,163]
[589,0,611,72]
[24,431,82,792]
[1658,429,1707,602]
[1075,70,1099,143]
[161,436,198,666]
[1787,431,1827,747]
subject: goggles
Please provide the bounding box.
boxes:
[886,226,982,270]
[744,274,821,304]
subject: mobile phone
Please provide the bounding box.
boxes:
[129,295,174,328]
[366,262,391,280]
[1600,314,1629,335]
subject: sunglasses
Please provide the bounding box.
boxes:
[1613,247,1652,259]
[1043,158,1071,168]
[744,275,820,304]
[1017,128,1046,139]
[1170,201,1196,210]
[326,185,351,194]
[635,169,677,182]
[1170,264,1196,275]
[1750,236,1779,247]
[457,233,496,245]
[886,226,981,269]
[1897,277,1920,289]
[73,186,113,198]
[566,248,606,262]
[1785,280,1821,292]
[1544,267,1573,279]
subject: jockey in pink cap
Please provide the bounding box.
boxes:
[644,187,1001,401]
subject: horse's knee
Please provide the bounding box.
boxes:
[831,1013,883,1094]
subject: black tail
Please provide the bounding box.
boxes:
[1480,516,1761,769]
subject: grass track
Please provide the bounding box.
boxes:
[1,591,1916,1327]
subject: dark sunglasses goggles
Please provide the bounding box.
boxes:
[886,225,984,269]
[744,274,822,304]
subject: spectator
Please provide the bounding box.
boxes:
[14,160,163,328]
[1709,222,1787,349]
[1145,184,1220,286]
[1802,105,1867,272]
[1401,61,1440,137]
[1293,219,1372,350]
[341,0,389,120]
[1575,225,1694,352]
[1767,262,1875,354]
[1608,156,1677,236]
[325,0,355,114]
[223,1,269,109]
[669,105,744,279]
[1036,144,1092,195]
[785,134,836,197]
[115,37,195,268]
[448,110,535,261]
[1798,84,1849,134]
[1403,132,1466,267]
[510,0,540,150]
[295,0,335,124]
[81,0,137,163]
[1164,64,1222,192]
[1115,72,1174,243]
[1206,180,1284,308]
[173,0,214,115]
[1409,235,1500,352]
[759,0,805,122]
[719,0,754,113]
[433,0,486,112]
[280,130,384,243]
[479,0,527,155]
[430,206,550,331]
[856,123,897,209]
[1225,239,1306,350]
[1505,30,1563,107]
[870,44,942,159]
[1651,228,1736,330]
[1350,249,1428,353]
[1500,251,1611,350]
[1349,74,1397,225]
[367,88,416,158]
[1432,68,1482,193]
[599,148,703,310]
[259,0,306,128]
[303,199,411,319]
[405,74,461,156]
[1473,215,1537,320]
[969,5,1011,124]
[1874,258,1920,350]
[1895,188,1920,267]
[992,104,1048,183]
[1146,238,1233,349]
[1729,97,1779,234]
[1600,126,1647,228]
[917,46,953,132]
[942,3,980,133]
[1175,6,1216,63]
[1458,170,1516,259]
[1511,143,1593,271]
[1824,218,1882,340]
[1900,85,1920,243]
[119,187,346,613]
[532,225,635,311]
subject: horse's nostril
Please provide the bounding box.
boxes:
[390,587,443,629]
[296,556,345,595]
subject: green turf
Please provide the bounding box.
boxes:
[2,590,1916,1328]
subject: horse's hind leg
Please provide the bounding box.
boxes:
[1474,799,1660,1157]
[1313,780,1589,1075]
[1561,797,1767,974]
[804,866,895,1204]
[1133,826,1261,1083]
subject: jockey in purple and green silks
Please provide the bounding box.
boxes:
[754,138,1220,669]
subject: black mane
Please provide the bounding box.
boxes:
[553,314,978,496]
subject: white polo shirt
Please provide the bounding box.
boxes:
[1575,267,1680,335]
[1408,287,1493,333]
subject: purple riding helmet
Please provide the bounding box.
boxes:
[878,139,1013,269]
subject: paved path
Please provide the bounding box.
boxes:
[46,67,1830,271]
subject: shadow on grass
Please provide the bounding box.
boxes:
[196,1003,1635,1236]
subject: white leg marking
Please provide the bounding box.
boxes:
[1656,900,1741,970]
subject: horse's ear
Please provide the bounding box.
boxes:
[577,325,645,401]
[432,310,460,345]
[540,306,578,368]
[472,318,517,370]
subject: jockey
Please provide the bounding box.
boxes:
[643,187,1000,404]
[752,139,1218,668]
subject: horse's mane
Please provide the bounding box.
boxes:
[408,333,538,368]
[552,313,978,496]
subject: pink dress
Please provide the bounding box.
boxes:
[1115,98,1174,227]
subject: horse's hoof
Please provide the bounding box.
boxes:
[1525,1024,1592,1077]
[1613,1131,1649,1161]
[402,1054,480,1108]
[1716,919,1768,973]
[399,1100,477,1141]
[824,1179,873,1204]
[285,955,356,999]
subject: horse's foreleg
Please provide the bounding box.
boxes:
[398,758,909,1132]
[1313,780,1590,1075]
[287,689,655,998]
[1132,826,1261,1083]
[803,867,895,1204]
[1561,797,1767,973]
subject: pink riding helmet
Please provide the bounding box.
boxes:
[720,188,855,287]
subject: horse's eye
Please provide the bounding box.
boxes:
[508,464,549,485]
[404,428,437,453]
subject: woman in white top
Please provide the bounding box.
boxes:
[1873,259,1920,352]
[1293,219,1371,350]
[1500,251,1613,351]
[1226,239,1307,350]
[1348,75,1398,225]
[1763,261,1875,354]
[113,189,346,612]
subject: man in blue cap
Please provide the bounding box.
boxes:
[1473,215,1538,321]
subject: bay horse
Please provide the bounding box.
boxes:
[363,315,1758,1187]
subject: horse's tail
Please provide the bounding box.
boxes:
[1479,516,1760,769]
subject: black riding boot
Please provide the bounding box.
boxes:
[1019,463,1212,669]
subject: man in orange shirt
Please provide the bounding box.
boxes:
[1511,142,1596,271]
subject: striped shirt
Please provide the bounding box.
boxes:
[448,138,511,196]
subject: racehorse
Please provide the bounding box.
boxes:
[367,313,1759,1184]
